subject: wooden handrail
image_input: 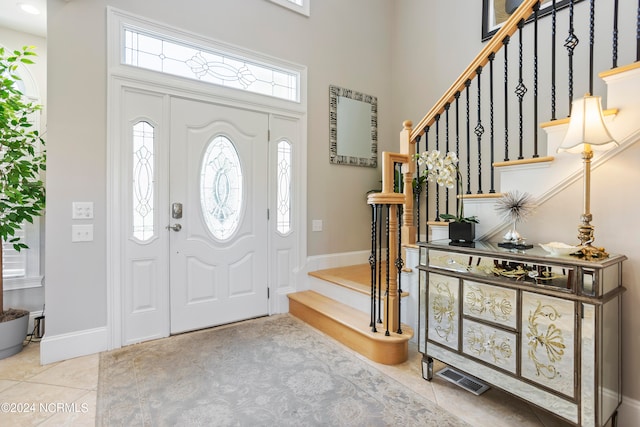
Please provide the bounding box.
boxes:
[410,0,541,142]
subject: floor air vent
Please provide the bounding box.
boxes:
[436,367,490,395]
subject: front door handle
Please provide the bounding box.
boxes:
[166,223,182,232]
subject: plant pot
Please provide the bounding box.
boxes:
[0,310,29,360]
[449,221,475,243]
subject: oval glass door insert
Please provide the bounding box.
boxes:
[200,135,243,240]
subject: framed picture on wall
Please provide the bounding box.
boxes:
[482,0,584,42]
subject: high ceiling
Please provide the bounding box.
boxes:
[0,0,47,38]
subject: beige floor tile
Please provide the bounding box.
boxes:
[0,343,56,381]
[27,353,99,391]
[0,379,19,393]
[0,382,88,427]
[38,390,97,427]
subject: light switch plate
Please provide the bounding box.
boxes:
[72,224,94,242]
[72,202,94,219]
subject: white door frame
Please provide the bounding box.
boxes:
[106,8,307,349]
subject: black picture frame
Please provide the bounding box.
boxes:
[482,0,584,42]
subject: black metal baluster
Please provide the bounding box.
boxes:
[533,2,539,158]
[503,36,511,161]
[435,114,441,221]
[415,134,422,241]
[396,204,404,335]
[376,204,383,324]
[424,127,431,222]
[475,66,484,194]
[369,204,377,332]
[565,0,580,114]
[613,0,619,68]
[455,92,461,159]
[637,0,640,61]
[465,79,472,195]
[445,103,451,216]
[515,19,527,160]
[552,0,557,120]
[489,53,496,193]
[385,204,390,336]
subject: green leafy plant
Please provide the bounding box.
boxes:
[0,45,46,319]
[415,150,478,224]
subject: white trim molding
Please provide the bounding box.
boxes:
[619,396,640,427]
[267,0,310,17]
[39,327,108,365]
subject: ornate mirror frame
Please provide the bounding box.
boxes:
[329,85,377,167]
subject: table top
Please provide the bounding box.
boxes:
[421,239,626,268]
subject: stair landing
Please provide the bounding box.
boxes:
[288,289,413,365]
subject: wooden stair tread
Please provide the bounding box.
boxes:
[288,290,410,343]
[289,290,413,365]
[308,264,371,293]
[308,264,409,297]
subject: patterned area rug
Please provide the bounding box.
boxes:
[97,314,467,426]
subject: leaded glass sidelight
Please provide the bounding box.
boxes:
[277,140,292,234]
[201,136,243,240]
[132,121,155,241]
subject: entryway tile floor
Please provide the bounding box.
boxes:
[0,329,604,426]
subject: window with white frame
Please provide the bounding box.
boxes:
[122,28,300,102]
[267,0,310,16]
[276,139,292,235]
[1,60,43,289]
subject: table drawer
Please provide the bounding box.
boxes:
[463,280,517,329]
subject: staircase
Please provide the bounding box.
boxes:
[289,0,640,368]
[289,259,416,365]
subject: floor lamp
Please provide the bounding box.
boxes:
[557,94,618,259]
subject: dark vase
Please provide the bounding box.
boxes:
[449,221,475,243]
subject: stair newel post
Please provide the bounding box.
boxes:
[400,120,415,246]
[369,204,378,332]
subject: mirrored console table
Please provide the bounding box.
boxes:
[417,240,626,427]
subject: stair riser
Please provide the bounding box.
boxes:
[289,297,409,365]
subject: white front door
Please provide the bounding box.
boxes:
[169,98,269,333]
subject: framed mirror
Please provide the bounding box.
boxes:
[329,85,377,167]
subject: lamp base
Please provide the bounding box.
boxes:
[573,243,609,259]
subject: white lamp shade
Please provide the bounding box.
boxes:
[557,95,618,154]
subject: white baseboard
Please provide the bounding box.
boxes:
[39,327,108,365]
[619,395,640,426]
[306,250,370,273]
